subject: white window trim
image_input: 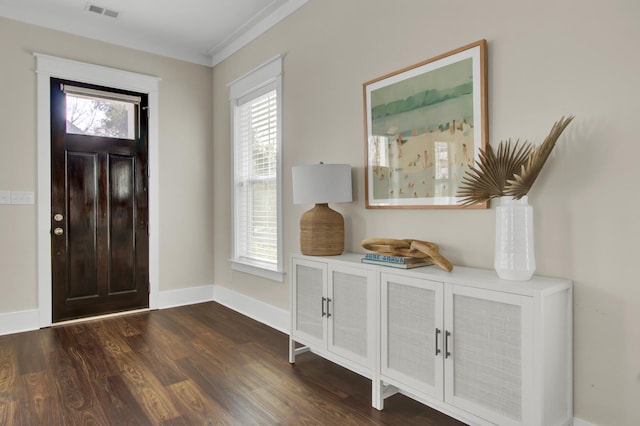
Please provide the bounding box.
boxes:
[229,55,284,282]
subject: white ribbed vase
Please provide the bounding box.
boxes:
[494,196,536,281]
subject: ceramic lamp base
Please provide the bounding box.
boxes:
[300,203,344,256]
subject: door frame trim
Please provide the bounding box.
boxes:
[35,53,160,327]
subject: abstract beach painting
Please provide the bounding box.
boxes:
[364,40,488,209]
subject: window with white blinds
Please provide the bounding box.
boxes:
[229,56,283,281]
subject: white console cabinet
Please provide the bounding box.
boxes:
[289,255,378,381]
[289,253,573,426]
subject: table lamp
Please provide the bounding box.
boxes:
[292,163,352,255]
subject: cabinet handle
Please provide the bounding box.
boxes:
[445,330,451,359]
[435,328,441,356]
[326,298,332,318]
[321,297,326,317]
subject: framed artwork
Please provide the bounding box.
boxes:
[363,40,488,209]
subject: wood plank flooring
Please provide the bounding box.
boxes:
[0,302,465,425]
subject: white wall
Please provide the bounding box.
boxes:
[212,1,640,425]
[0,16,214,313]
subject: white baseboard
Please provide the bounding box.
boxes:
[574,418,597,426]
[212,284,289,334]
[0,309,40,336]
[156,284,215,309]
[0,285,216,336]
[0,284,290,336]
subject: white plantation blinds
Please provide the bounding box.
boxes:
[235,89,278,263]
[230,56,283,280]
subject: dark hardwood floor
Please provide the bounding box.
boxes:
[0,302,465,425]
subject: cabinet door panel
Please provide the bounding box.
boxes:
[381,274,443,399]
[328,265,376,368]
[445,285,531,426]
[330,271,368,357]
[292,260,326,345]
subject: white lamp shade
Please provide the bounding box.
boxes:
[292,163,352,204]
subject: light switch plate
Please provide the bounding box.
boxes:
[11,191,35,205]
[0,191,10,205]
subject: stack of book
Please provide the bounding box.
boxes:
[361,253,434,269]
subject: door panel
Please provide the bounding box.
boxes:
[51,78,149,322]
[66,151,99,299]
[445,285,528,426]
[292,259,326,344]
[109,154,136,293]
[381,273,444,400]
[327,264,376,369]
[329,270,368,358]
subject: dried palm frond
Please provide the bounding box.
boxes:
[457,139,533,206]
[505,115,575,199]
[457,116,575,206]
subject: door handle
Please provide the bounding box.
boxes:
[326,298,331,318]
[435,328,441,356]
[445,330,451,359]
[53,227,64,236]
[53,213,64,222]
[321,297,326,317]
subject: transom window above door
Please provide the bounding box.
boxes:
[63,84,140,140]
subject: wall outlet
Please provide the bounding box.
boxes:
[11,191,35,205]
[0,191,10,205]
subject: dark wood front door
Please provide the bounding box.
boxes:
[50,78,149,322]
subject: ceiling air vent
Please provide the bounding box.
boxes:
[103,9,119,18]
[85,3,120,19]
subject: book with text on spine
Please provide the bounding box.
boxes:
[363,253,428,264]
[361,258,433,269]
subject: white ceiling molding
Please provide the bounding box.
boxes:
[0,0,309,67]
[209,0,308,66]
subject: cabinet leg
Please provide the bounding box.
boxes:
[372,378,384,410]
[372,382,398,410]
[288,336,295,364]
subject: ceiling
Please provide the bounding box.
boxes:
[0,0,308,66]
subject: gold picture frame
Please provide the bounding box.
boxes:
[363,40,488,209]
